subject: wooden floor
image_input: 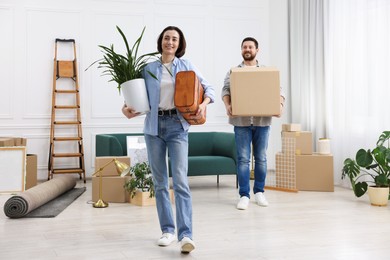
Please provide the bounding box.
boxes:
[1,175,390,260]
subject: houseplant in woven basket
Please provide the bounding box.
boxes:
[342,131,390,206]
[87,26,157,114]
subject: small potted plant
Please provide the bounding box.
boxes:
[342,131,390,206]
[124,161,155,206]
[86,26,158,114]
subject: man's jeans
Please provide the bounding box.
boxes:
[144,115,192,241]
[234,125,270,198]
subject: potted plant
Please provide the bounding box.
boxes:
[124,161,155,206]
[86,26,158,114]
[342,131,390,206]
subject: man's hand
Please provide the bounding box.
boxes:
[273,102,284,118]
[225,104,233,117]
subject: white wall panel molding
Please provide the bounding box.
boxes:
[154,0,206,7]
[0,7,14,119]
[211,0,267,9]
[87,12,148,119]
[83,123,145,129]
[0,124,49,130]
[91,0,145,4]
[23,8,82,120]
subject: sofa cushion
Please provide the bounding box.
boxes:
[188,156,236,176]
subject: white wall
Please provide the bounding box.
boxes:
[0,0,289,181]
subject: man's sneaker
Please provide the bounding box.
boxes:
[180,237,195,253]
[254,192,269,207]
[237,196,250,210]
[157,233,176,246]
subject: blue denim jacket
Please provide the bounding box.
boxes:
[142,57,215,136]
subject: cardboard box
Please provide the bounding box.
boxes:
[282,131,313,155]
[282,124,301,132]
[92,176,131,203]
[0,137,27,147]
[129,191,156,206]
[296,154,334,192]
[0,138,14,147]
[25,154,37,190]
[14,138,27,146]
[230,67,280,116]
[95,156,131,177]
[129,189,174,206]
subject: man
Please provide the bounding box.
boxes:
[221,37,285,210]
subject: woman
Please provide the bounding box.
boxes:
[122,26,215,254]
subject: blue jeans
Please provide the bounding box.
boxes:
[234,125,270,198]
[144,115,192,241]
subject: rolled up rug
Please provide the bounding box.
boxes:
[4,175,77,218]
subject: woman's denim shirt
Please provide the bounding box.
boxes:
[142,57,215,136]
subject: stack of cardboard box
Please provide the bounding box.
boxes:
[92,156,131,203]
[275,124,334,192]
[0,136,37,190]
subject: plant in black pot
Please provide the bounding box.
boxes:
[342,131,390,206]
[124,161,155,199]
[86,26,158,114]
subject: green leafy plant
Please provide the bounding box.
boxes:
[86,26,158,93]
[342,131,390,198]
[124,161,155,199]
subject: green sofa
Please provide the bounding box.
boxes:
[95,132,237,185]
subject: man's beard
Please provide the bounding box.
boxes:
[242,52,256,61]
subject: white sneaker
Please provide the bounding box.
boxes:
[180,237,195,253]
[157,233,176,246]
[236,196,250,210]
[254,192,269,207]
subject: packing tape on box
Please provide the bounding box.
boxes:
[318,138,331,155]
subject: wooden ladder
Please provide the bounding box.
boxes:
[48,39,86,183]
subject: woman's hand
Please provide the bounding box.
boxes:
[122,104,140,119]
[192,96,210,120]
[193,103,207,120]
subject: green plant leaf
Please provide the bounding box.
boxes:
[124,162,154,198]
[372,146,387,168]
[342,158,360,179]
[354,182,368,197]
[376,131,390,147]
[356,149,373,168]
[85,26,158,91]
[374,174,389,187]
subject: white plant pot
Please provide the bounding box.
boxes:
[367,186,389,206]
[121,79,150,114]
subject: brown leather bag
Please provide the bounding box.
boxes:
[174,71,206,125]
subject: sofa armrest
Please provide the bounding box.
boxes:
[96,134,125,157]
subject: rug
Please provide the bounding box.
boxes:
[3,176,78,218]
[25,187,86,218]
